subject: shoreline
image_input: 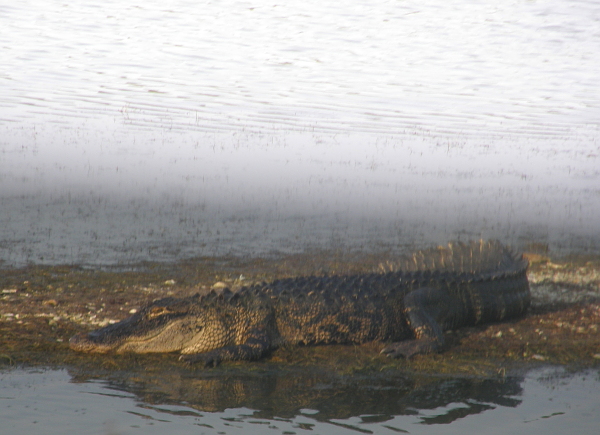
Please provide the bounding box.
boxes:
[1,250,599,375]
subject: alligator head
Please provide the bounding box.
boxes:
[69,294,235,355]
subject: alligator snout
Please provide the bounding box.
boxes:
[69,332,114,353]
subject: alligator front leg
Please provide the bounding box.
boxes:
[381,287,458,359]
[179,328,272,367]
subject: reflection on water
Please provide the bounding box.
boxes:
[1,0,600,266]
[1,366,599,435]
[72,367,523,421]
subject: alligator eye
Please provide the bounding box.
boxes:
[146,306,168,319]
[194,325,203,333]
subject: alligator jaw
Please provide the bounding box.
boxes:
[68,314,204,354]
[68,313,168,354]
[69,331,119,353]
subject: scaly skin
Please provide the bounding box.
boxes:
[70,241,530,366]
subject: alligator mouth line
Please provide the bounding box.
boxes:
[71,319,199,354]
[69,324,166,351]
[69,332,116,353]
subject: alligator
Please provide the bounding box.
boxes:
[70,241,530,366]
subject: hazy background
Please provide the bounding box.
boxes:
[1,0,599,266]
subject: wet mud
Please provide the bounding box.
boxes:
[1,249,599,376]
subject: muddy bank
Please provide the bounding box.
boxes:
[1,250,599,375]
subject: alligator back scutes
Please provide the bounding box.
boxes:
[194,241,526,305]
[378,240,527,275]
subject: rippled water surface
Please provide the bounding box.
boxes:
[1,366,599,435]
[1,0,599,264]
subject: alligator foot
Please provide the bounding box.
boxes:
[386,286,453,359]
[381,338,441,359]
[179,330,272,367]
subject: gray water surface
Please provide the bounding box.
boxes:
[1,366,599,435]
[1,0,599,266]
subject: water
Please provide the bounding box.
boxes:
[1,0,599,266]
[1,366,599,435]
[1,4,599,430]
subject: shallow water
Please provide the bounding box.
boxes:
[1,0,599,266]
[1,366,599,435]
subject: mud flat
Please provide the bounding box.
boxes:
[1,250,599,375]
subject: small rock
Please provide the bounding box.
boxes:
[593,354,600,360]
[212,281,228,289]
[531,354,547,361]
[43,299,58,307]
[2,289,17,294]
[164,279,176,286]
[129,308,138,314]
